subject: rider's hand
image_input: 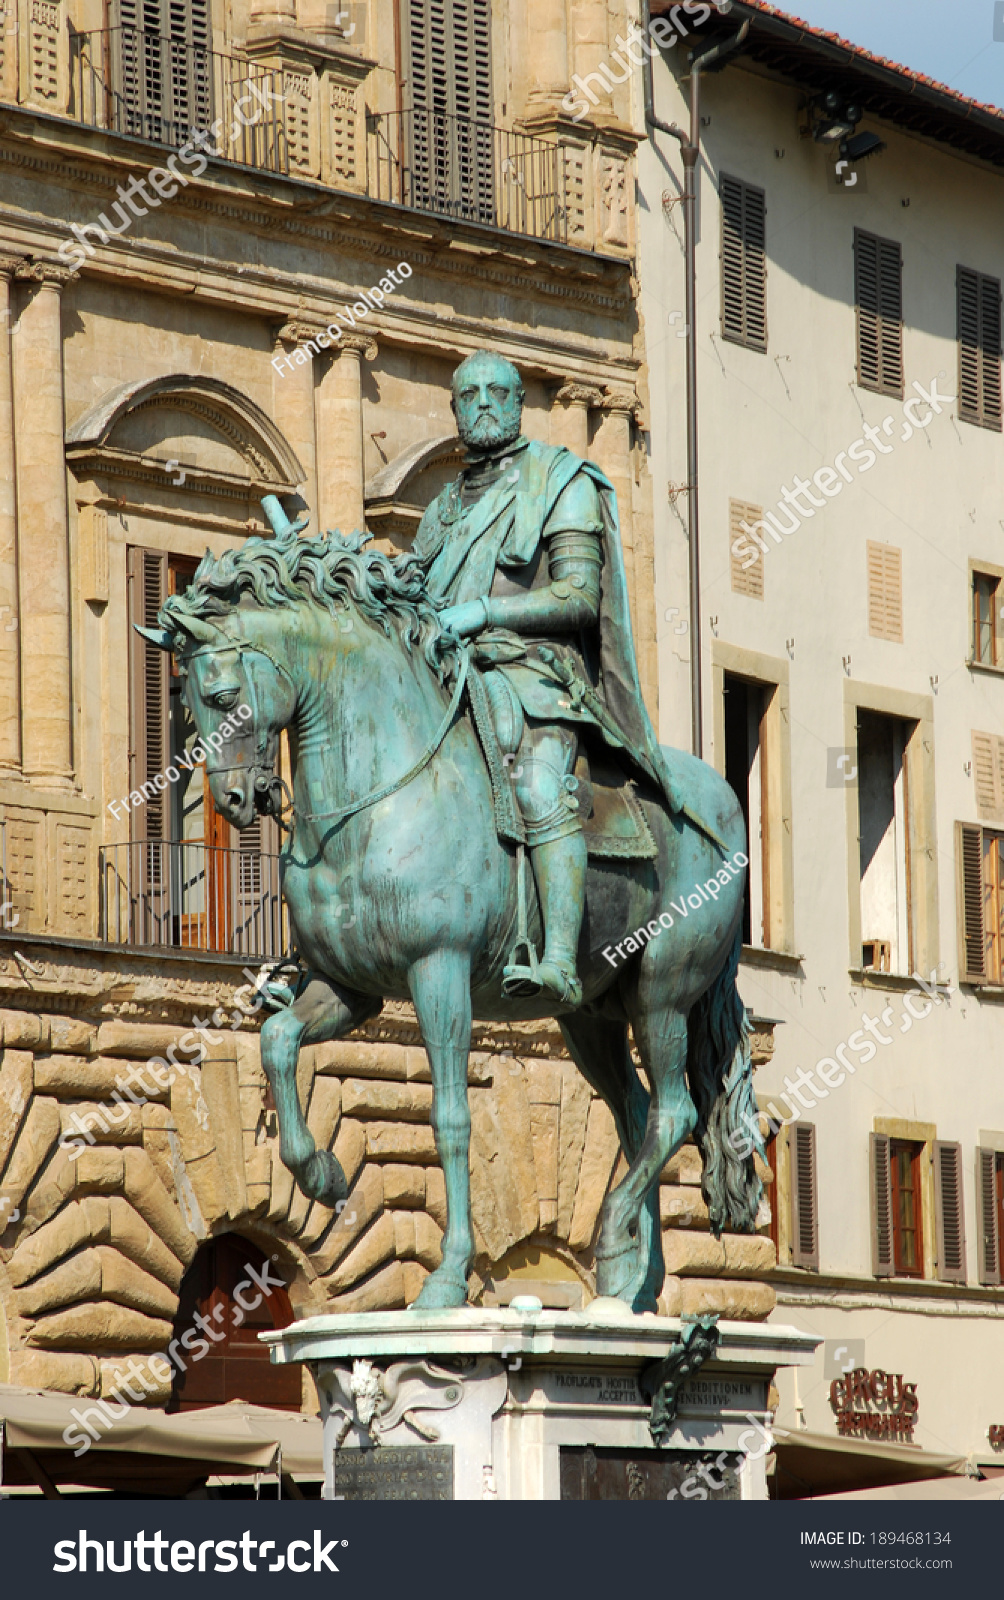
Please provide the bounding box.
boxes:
[438,599,489,637]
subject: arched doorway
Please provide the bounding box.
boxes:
[167,1235,300,1412]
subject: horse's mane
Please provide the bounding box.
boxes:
[159,529,458,682]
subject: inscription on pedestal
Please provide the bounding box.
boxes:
[335,1445,454,1501]
[677,1376,766,1413]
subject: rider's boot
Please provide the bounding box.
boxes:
[529,830,587,1005]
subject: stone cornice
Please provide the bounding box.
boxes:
[244,24,377,81]
[15,258,78,288]
[0,119,633,306]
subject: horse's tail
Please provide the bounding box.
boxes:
[685,927,763,1237]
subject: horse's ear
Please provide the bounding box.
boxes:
[134,624,174,651]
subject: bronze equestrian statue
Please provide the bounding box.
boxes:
[138,349,762,1314]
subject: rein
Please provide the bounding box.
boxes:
[188,634,469,831]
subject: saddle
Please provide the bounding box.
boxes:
[465,659,658,862]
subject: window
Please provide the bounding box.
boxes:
[720,175,767,352]
[971,567,1001,666]
[713,644,795,957]
[790,1121,819,1271]
[871,1133,923,1277]
[970,732,1004,824]
[723,673,772,948]
[125,546,279,953]
[977,1147,1003,1285]
[400,0,494,223]
[933,1140,966,1283]
[857,710,915,976]
[957,266,1002,430]
[111,0,213,146]
[866,541,903,643]
[956,821,1004,985]
[729,498,765,599]
[854,229,903,398]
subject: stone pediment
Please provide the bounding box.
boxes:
[65,375,305,499]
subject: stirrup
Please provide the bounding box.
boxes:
[502,937,542,999]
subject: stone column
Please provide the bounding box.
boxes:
[272,321,320,530]
[0,257,25,772]
[315,333,377,537]
[550,382,601,457]
[527,0,569,107]
[594,386,657,716]
[14,262,75,783]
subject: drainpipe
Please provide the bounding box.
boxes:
[642,8,749,759]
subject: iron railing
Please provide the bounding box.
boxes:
[68,26,289,173]
[367,107,567,242]
[100,840,286,958]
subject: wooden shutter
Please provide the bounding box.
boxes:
[790,1122,818,1270]
[855,230,903,397]
[956,821,987,984]
[401,0,494,222]
[870,1131,894,1276]
[971,731,1004,823]
[127,548,169,844]
[977,1147,1001,1285]
[720,175,767,352]
[866,541,903,642]
[111,0,212,143]
[933,1140,966,1283]
[957,266,1002,430]
[729,498,765,599]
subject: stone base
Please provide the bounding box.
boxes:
[263,1303,819,1501]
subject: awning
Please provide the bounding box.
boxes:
[772,1426,969,1499]
[0,1384,323,1496]
[815,1473,1002,1502]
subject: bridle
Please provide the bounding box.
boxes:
[184,633,469,833]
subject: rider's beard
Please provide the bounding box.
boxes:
[461,411,520,454]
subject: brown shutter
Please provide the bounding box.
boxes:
[401,0,494,222]
[977,1147,1001,1285]
[957,267,1002,429]
[855,230,903,398]
[720,175,766,352]
[790,1121,818,1270]
[933,1140,966,1283]
[980,273,1002,427]
[127,548,169,844]
[870,1131,893,1276]
[956,821,987,984]
[729,498,765,599]
[866,541,903,642]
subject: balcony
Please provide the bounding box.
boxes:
[99,840,286,959]
[366,108,567,243]
[43,26,573,246]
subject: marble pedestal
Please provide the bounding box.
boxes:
[263,1301,819,1502]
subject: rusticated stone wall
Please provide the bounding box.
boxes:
[0,945,777,1407]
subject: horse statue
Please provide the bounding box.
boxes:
[138,507,762,1313]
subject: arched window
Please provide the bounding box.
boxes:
[168,1235,300,1412]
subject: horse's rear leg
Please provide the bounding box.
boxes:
[558,1013,664,1313]
[596,1002,696,1310]
[260,974,379,1206]
[408,950,475,1310]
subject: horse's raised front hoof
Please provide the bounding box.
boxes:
[411,1268,469,1310]
[299,1149,348,1208]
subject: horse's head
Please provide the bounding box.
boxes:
[137,610,297,831]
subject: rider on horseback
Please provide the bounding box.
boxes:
[414,350,691,1009]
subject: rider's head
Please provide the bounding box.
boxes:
[451,350,524,453]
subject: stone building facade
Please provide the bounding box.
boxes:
[0,0,775,1415]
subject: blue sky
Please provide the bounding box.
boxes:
[772,0,1004,110]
